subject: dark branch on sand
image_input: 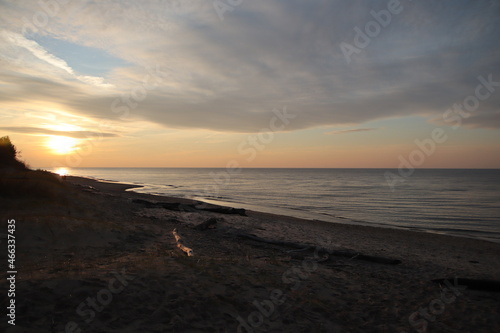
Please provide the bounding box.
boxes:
[133,199,246,216]
[237,233,401,265]
[133,199,196,212]
[193,217,219,231]
[197,206,247,216]
[433,278,500,292]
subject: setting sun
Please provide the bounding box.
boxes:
[46,136,79,155]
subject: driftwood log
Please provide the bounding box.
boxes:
[193,217,219,231]
[237,233,401,265]
[133,199,197,212]
[198,206,246,216]
[133,199,246,216]
[172,228,194,256]
[433,278,500,292]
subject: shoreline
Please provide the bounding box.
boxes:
[192,196,500,245]
[2,173,499,332]
[74,173,500,245]
[65,175,500,276]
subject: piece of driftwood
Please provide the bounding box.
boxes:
[237,233,401,265]
[133,199,245,215]
[433,278,500,292]
[166,218,182,224]
[133,199,198,212]
[172,228,194,256]
[199,206,247,216]
[133,199,162,208]
[193,217,218,230]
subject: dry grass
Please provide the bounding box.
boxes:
[0,169,67,200]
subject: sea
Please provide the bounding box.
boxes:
[48,168,500,244]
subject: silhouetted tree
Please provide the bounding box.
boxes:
[0,136,28,170]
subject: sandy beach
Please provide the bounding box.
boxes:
[1,175,499,332]
[2,0,500,331]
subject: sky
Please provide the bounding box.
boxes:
[0,0,499,168]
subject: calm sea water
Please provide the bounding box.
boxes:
[49,168,500,243]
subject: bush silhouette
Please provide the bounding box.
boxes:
[0,136,28,170]
[0,137,68,199]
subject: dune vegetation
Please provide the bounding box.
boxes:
[0,136,66,199]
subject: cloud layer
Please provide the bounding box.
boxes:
[325,128,379,135]
[1,0,499,133]
[0,126,118,139]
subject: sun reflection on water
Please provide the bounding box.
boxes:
[54,167,69,177]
